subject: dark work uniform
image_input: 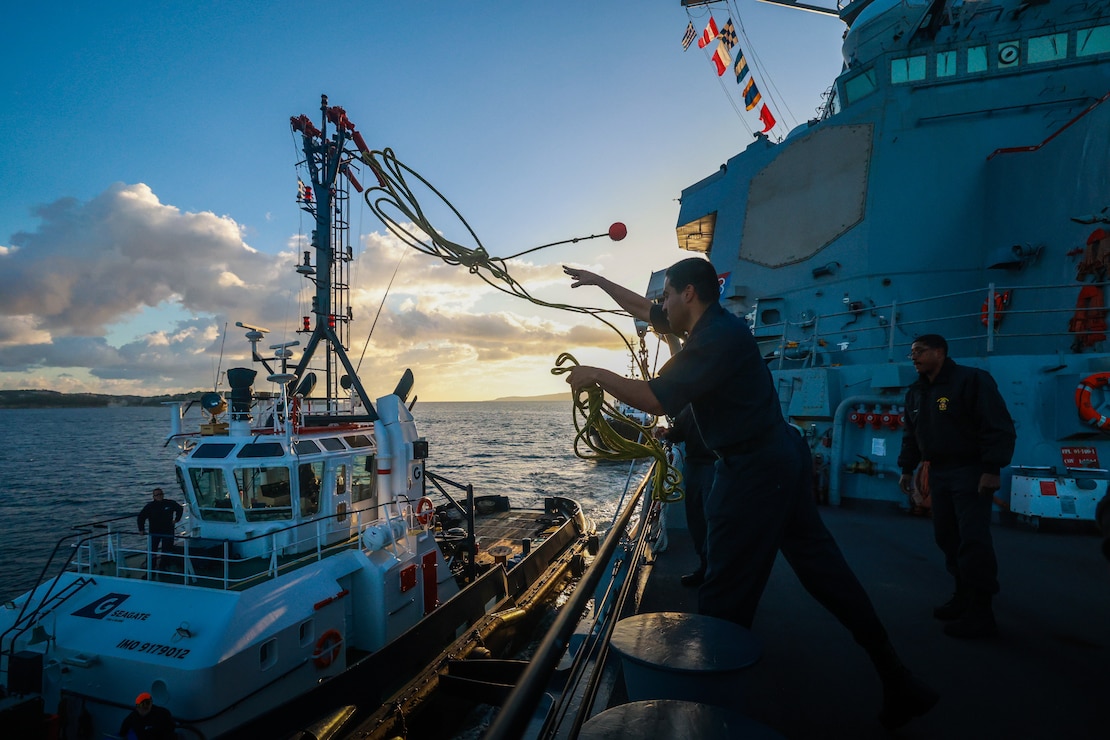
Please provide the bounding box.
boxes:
[119,704,175,739]
[138,498,184,565]
[648,302,887,644]
[666,406,714,577]
[898,357,1015,595]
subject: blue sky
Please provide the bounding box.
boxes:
[0,1,843,401]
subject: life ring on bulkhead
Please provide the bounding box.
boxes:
[415,496,436,527]
[980,290,1011,328]
[1074,372,1110,431]
[313,629,343,669]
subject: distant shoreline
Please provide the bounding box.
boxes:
[0,389,571,409]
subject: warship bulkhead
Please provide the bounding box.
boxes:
[673,0,1110,513]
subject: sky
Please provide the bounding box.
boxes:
[0,1,845,402]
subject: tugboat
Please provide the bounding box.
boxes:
[0,97,593,740]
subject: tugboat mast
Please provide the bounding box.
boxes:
[290,93,378,422]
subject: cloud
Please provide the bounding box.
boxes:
[0,183,630,398]
[1,184,293,335]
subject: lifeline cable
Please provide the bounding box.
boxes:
[358,147,679,487]
[358,148,646,374]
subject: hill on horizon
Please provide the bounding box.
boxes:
[0,388,572,408]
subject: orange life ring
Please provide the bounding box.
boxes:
[1075,372,1110,431]
[313,629,343,669]
[980,290,1011,327]
[415,497,436,527]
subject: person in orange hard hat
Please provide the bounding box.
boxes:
[119,692,175,740]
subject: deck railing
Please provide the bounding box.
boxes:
[758,279,1107,369]
[485,467,656,740]
[62,498,422,591]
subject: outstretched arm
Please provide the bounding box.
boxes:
[564,365,664,416]
[563,266,653,322]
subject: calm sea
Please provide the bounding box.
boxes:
[0,402,649,601]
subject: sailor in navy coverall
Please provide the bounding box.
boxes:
[898,334,1015,639]
[660,405,714,586]
[562,258,937,729]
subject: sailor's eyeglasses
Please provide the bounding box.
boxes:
[907,348,933,358]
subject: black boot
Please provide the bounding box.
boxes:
[943,591,997,639]
[866,640,939,729]
[932,579,967,620]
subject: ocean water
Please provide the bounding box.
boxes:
[0,402,650,601]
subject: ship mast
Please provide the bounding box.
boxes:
[290,94,378,422]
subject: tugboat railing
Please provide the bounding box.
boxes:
[60,499,428,591]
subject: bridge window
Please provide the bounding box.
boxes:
[967,45,988,73]
[299,462,323,517]
[236,466,293,521]
[936,50,957,78]
[890,55,926,84]
[1077,25,1110,57]
[344,434,372,448]
[192,443,234,459]
[237,442,284,458]
[190,468,236,522]
[1028,33,1067,63]
[843,68,877,105]
[352,453,377,506]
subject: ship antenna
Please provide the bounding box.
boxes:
[356,248,406,373]
[214,321,228,390]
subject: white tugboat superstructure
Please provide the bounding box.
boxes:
[0,96,593,740]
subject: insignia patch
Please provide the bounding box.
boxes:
[936,396,950,412]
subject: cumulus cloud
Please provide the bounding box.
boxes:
[0,183,632,398]
[1,184,292,335]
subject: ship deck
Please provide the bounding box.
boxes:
[633,503,1108,740]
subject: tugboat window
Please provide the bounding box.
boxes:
[1028,33,1067,63]
[190,468,236,522]
[192,443,235,459]
[237,442,285,458]
[320,438,345,452]
[344,434,372,448]
[351,454,377,506]
[294,440,320,454]
[1077,25,1110,56]
[259,638,277,670]
[235,467,293,521]
[299,462,323,517]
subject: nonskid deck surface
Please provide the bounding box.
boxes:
[638,504,1107,740]
[472,510,565,567]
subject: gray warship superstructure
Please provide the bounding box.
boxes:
[674,0,1110,517]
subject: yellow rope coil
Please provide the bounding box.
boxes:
[552,354,682,503]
